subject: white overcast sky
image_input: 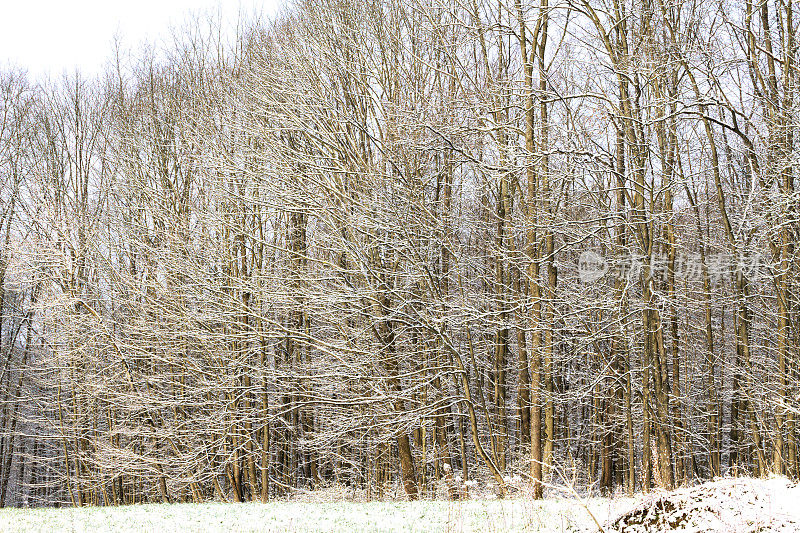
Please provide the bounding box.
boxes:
[2,0,284,80]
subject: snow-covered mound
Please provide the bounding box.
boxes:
[608,476,800,532]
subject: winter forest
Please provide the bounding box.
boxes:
[0,0,799,509]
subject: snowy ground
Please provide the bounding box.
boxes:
[0,496,629,533]
[0,477,797,532]
[610,476,800,532]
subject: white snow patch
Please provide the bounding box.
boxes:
[608,476,800,532]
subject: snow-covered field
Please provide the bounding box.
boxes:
[0,496,628,533]
[0,477,797,532]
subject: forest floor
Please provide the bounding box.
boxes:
[0,476,796,532]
